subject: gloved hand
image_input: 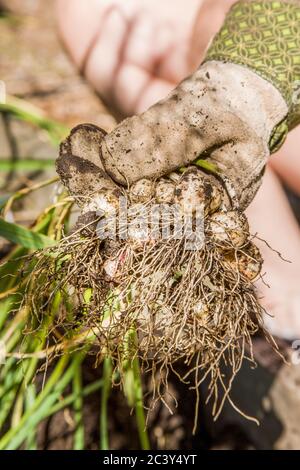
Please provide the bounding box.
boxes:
[57,0,300,211]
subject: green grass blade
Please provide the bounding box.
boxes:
[0,218,56,249]
[0,349,89,450]
[0,386,18,430]
[0,158,54,172]
[122,329,150,450]
[0,195,11,209]
[47,380,103,418]
[194,158,219,174]
[100,357,112,450]
[0,354,70,449]
[1,377,103,446]
[0,98,69,146]
[73,363,84,450]
[25,384,37,450]
[132,353,150,450]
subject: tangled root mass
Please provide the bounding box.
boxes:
[28,166,274,422]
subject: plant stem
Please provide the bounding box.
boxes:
[3,176,59,217]
[0,96,69,146]
[132,350,150,450]
[0,354,70,449]
[25,384,37,450]
[0,158,54,172]
[100,357,112,450]
[0,352,90,450]
[122,329,150,450]
[73,362,84,450]
[48,380,103,417]
[11,391,23,429]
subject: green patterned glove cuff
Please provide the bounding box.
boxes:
[204,0,300,153]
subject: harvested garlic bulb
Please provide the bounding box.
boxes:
[203,176,223,215]
[130,178,154,203]
[83,190,120,215]
[193,300,209,326]
[224,242,262,281]
[175,169,222,215]
[209,210,249,248]
[175,169,206,214]
[103,258,119,280]
[155,179,175,204]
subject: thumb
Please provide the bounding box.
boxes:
[207,137,268,210]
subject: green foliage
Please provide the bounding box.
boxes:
[0,97,68,146]
[0,218,55,249]
[0,159,54,172]
[0,98,150,451]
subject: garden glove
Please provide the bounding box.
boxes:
[57,0,300,210]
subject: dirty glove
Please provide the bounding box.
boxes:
[58,0,300,210]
